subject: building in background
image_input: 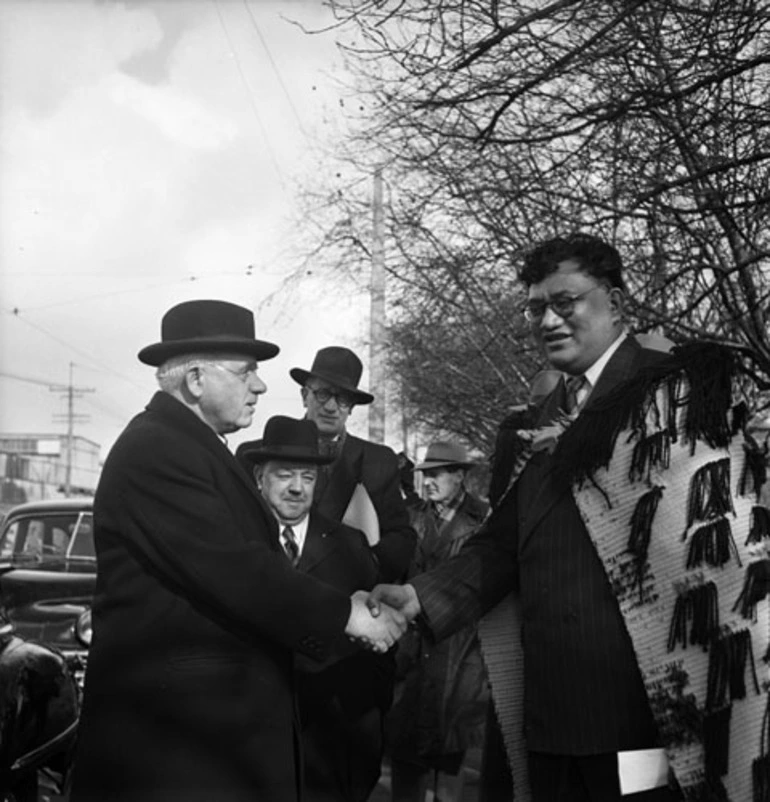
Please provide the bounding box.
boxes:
[0,434,100,515]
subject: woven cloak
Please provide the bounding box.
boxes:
[479,342,770,801]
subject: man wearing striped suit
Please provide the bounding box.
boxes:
[369,234,679,801]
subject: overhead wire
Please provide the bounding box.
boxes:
[210,0,286,189]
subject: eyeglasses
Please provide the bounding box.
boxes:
[208,363,259,383]
[523,286,607,323]
[306,386,355,410]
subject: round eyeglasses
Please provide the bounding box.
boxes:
[209,363,259,383]
[306,386,355,410]
[523,286,607,323]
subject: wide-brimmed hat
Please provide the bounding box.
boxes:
[289,346,374,405]
[138,300,279,366]
[239,416,333,466]
[415,441,476,471]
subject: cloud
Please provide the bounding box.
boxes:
[108,73,239,149]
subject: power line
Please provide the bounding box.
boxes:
[2,311,145,391]
[211,0,286,188]
[242,0,308,141]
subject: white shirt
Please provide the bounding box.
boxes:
[569,330,628,408]
[277,514,310,557]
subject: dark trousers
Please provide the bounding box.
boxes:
[528,752,681,802]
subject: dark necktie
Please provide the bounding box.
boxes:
[565,374,587,414]
[282,525,300,567]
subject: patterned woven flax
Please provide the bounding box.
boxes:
[568,347,768,800]
[479,343,769,801]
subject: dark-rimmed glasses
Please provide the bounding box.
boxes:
[306,386,355,410]
[523,286,607,323]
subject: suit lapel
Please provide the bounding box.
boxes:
[518,336,644,542]
[298,512,339,573]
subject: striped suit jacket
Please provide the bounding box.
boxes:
[412,336,667,755]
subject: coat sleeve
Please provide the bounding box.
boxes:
[362,443,418,582]
[97,422,351,660]
[411,488,519,642]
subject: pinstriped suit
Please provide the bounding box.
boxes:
[412,337,666,757]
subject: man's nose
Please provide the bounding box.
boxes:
[287,476,303,493]
[249,374,267,394]
[539,305,564,328]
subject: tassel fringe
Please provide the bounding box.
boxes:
[685,459,734,531]
[686,519,741,570]
[706,628,759,711]
[629,431,671,483]
[628,486,663,599]
[554,342,739,487]
[733,560,770,621]
[668,581,719,652]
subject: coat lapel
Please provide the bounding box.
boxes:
[298,512,340,573]
[317,435,364,519]
[146,392,279,542]
[518,336,644,542]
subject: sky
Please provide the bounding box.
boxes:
[0,0,379,461]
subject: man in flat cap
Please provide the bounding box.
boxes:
[69,301,404,802]
[242,415,392,802]
[388,441,490,802]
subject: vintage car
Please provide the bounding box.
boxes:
[0,498,95,801]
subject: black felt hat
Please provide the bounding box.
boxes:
[138,300,279,366]
[289,346,374,405]
[239,416,333,466]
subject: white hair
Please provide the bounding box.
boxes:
[155,351,244,392]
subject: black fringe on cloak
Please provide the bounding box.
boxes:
[552,343,738,488]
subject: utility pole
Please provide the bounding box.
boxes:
[51,362,94,496]
[369,167,386,444]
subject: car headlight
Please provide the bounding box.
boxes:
[75,608,92,647]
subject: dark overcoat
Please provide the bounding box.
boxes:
[69,392,351,802]
[388,492,490,765]
[313,433,416,583]
[413,337,668,756]
[295,510,394,802]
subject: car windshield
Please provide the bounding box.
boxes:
[0,511,95,563]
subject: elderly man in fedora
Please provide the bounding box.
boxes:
[241,415,393,802]
[387,440,490,802]
[69,301,405,802]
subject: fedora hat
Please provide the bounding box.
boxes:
[239,416,333,466]
[138,300,279,366]
[415,441,476,471]
[289,346,374,405]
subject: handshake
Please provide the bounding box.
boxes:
[345,584,422,653]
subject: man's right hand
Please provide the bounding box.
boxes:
[367,583,421,623]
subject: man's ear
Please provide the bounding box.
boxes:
[184,366,205,400]
[300,387,309,410]
[608,287,625,320]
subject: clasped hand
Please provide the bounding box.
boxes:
[345,584,422,653]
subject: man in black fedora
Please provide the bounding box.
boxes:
[292,345,417,582]
[242,415,394,802]
[69,301,406,802]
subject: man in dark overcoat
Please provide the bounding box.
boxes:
[69,300,404,802]
[387,441,490,802]
[242,415,392,802]
[289,346,416,583]
[368,235,684,801]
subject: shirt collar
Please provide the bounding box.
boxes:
[578,330,628,390]
[276,513,310,555]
